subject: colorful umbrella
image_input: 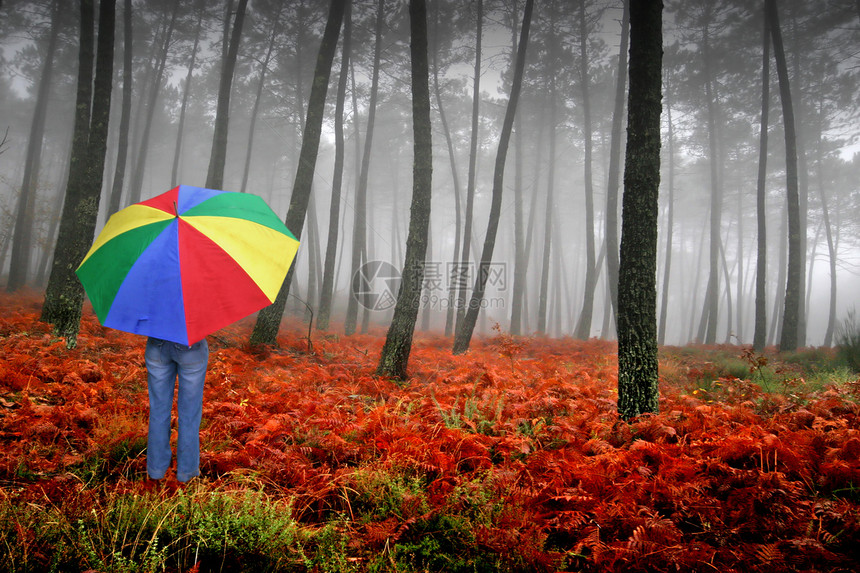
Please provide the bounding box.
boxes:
[77,185,299,345]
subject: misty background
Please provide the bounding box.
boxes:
[0,0,858,347]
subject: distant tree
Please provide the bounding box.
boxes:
[250,0,345,346]
[377,0,432,379]
[7,0,61,292]
[41,0,116,348]
[431,1,465,337]
[126,2,178,205]
[616,0,662,420]
[452,0,533,355]
[344,0,384,336]
[453,0,483,335]
[205,0,248,190]
[318,0,352,331]
[106,0,132,216]
[574,0,598,340]
[169,0,205,188]
[753,4,770,352]
[604,0,629,328]
[238,1,283,194]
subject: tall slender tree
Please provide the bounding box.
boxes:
[250,0,346,346]
[205,0,248,190]
[453,0,533,355]
[127,3,178,205]
[574,0,598,340]
[169,0,204,188]
[454,0,483,334]
[431,3,464,338]
[753,4,771,352]
[616,0,662,420]
[377,0,432,379]
[7,0,61,291]
[41,0,116,348]
[318,0,352,331]
[239,1,283,194]
[344,0,384,336]
[106,0,133,216]
[769,0,802,352]
[604,0,630,325]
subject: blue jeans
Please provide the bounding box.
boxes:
[145,337,208,482]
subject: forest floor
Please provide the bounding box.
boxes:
[1,291,859,572]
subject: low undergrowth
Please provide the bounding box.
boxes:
[1,292,859,572]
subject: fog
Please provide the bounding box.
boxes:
[1,0,858,347]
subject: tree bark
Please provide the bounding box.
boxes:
[7,0,61,292]
[377,0,432,379]
[250,0,345,346]
[41,0,116,348]
[617,0,662,421]
[452,0,533,355]
[768,0,802,352]
[205,0,249,190]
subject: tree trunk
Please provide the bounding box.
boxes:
[509,0,525,336]
[344,0,384,336]
[815,109,838,347]
[250,0,345,346]
[452,0,533,355]
[768,204,787,346]
[789,14,808,348]
[318,0,352,331]
[239,3,282,194]
[169,4,202,188]
[574,0,597,340]
[127,4,178,205]
[604,0,629,320]
[106,0,134,216]
[431,2,464,338]
[7,0,61,292]
[753,6,770,351]
[616,0,662,421]
[700,12,723,345]
[377,0,432,379]
[454,0,483,334]
[41,0,116,348]
[768,0,802,353]
[658,93,675,346]
[536,109,554,336]
[205,0,249,190]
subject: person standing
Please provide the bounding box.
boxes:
[144,336,209,482]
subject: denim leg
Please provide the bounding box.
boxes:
[145,338,177,480]
[174,339,208,482]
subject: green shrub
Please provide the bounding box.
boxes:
[835,307,860,373]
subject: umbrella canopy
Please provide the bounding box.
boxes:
[77,185,299,345]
